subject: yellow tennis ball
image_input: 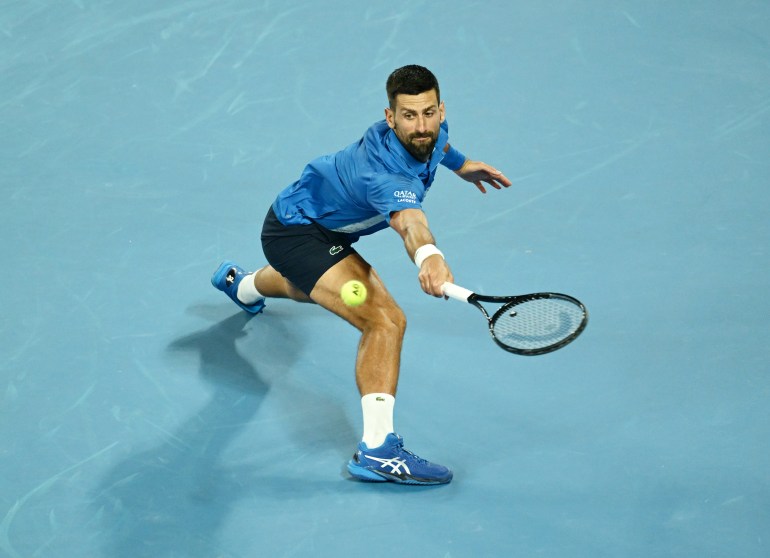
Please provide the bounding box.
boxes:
[340,280,367,307]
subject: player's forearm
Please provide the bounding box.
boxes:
[390,209,436,262]
[403,223,436,263]
[391,209,451,296]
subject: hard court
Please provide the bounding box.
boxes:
[1,1,769,557]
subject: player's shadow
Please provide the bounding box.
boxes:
[90,308,310,557]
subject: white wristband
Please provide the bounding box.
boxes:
[414,244,444,268]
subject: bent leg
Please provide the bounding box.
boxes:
[309,253,406,396]
[253,265,313,303]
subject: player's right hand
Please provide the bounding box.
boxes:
[418,255,453,298]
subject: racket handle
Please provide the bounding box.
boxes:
[441,282,474,302]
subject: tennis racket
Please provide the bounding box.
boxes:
[441,282,588,356]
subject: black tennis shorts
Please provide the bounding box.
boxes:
[261,206,358,296]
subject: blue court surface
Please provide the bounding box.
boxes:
[2,1,769,557]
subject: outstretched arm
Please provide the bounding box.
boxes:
[389,208,453,297]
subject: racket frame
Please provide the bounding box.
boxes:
[442,283,588,356]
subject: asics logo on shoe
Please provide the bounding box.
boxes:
[225,269,236,286]
[329,245,344,255]
[365,455,411,476]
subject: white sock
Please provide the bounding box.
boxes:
[236,273,264,304]
[361,393,395,449]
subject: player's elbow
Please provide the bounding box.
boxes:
[389,208,428,237]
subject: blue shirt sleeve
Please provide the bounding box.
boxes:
[440,144,467,171]
[366,173,423,221]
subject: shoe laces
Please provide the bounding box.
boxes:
[394,439,429,464]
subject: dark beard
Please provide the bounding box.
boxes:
[398,131,437,162]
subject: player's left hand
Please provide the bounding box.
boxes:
[455,161,512,193]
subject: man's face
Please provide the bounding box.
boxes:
[385,89,445,163]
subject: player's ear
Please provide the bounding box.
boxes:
[439,101,445,123]
[385,107,395,129]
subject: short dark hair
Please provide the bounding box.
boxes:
[386,65,440,109]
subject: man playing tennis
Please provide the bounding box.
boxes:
[212,65,511,485]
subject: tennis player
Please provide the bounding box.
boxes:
[212,65,511,485]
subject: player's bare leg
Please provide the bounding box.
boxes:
[307,253,405,396]
[252,265,312,303]
[249,256,403,394]
[309,256,451,484]
[212,255,451,484]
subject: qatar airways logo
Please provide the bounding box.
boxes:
[393,190,417,203]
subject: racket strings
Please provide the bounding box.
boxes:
[492,298,584,351]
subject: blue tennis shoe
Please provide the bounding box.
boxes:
[211,261,265,314]
[347,433,453,485]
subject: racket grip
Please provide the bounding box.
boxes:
[441,282,473,302]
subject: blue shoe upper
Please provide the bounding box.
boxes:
[349,433,453,485]
[211,261,265,314]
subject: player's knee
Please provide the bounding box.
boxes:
[287,283,312,302]
[357,298,405,336]
[372,302,406,336]
[386,304,407,335]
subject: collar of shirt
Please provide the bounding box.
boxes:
[383,122,450,178]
